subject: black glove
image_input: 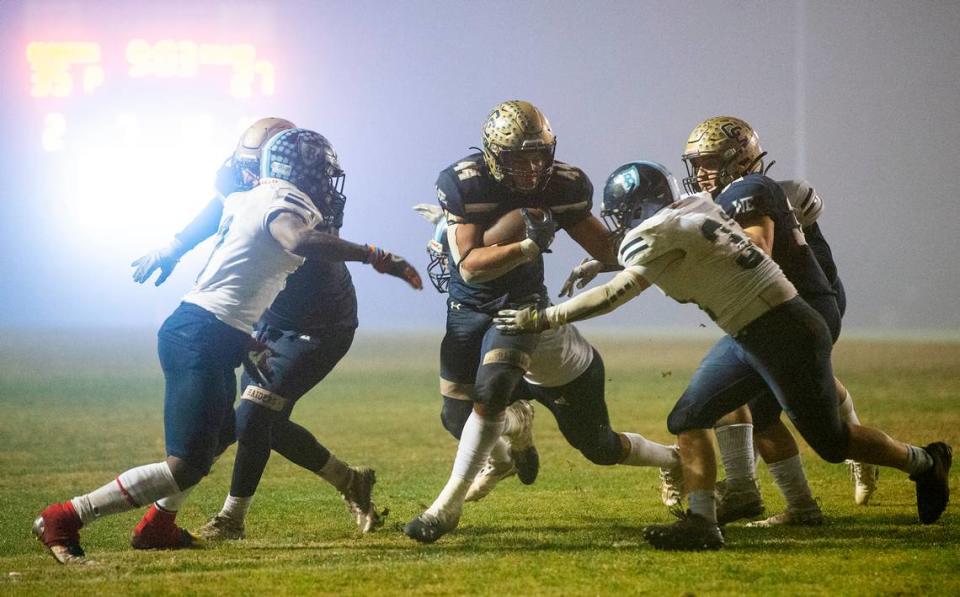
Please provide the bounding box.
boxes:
[522,208,555,253]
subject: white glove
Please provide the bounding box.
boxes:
[494,306,548,335]
[413,203,445,225]
[559,258,605,297]
[131,239,185,286]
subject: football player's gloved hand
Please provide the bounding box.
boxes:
[494,306,548,335]
[559,258,604,297]
[522,208,555,253]
[366,246,424,290]
[242,337,274,386]
[412,203,445,225]
[131,239,186,286]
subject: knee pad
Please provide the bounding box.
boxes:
[440,397,473,439]
[809,422,851,464]
[235,394,280,450]
[577,432,622,466]
[475,362,524,411]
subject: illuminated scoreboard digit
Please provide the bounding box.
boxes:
[25,39,277,151]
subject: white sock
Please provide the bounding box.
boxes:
[71,462,180,526]
[219,495,253,522]
[619,433,679,468]
[715,424,756,488]
[425,411,504,520]
[905,445,934,476]
[767,455,815,510]
[489,438,511,467]
[318,454,351,493]
[156,486,195,513]
[837,389,861,426]
[688,490,717,524]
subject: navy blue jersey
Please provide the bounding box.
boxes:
[802,222,838,287]
[211,158,358,332]
[716,174,834,299]
[437,153,593,308]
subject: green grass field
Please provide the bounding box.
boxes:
[1,332,958,595]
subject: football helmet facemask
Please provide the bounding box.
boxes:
[481,100,556,194]
[426,219,450,293]
[233,117,296,187]
[681,116,766,197]
[261,128,347,228]
[601,161,681,242]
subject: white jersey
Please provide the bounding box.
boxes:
[183,179,322,332]
[525,323,594,388]
[618,193,797,335]
[778,179,823,228]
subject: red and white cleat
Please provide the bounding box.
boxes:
[131,504,200,550]
[32,501,91,565]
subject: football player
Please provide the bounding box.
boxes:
[496,161,951,550]
[416,210,682,503]
[128,119,417,546]
[681,116,875,525]
[403,100,621,543]
[32,128,421,564]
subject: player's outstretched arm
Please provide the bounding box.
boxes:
[565,215,619,265]
[558,258,625,297]
[268,211,423,289]
[496,268,650,334]
[131,197,223,286]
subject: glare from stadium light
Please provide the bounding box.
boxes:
[52,112,231,250]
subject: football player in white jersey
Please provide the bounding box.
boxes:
[32,128,422,565]
[496,161,950,550]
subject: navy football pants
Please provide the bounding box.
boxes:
[668,297,850,463]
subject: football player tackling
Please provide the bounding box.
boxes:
[33,128,421,564]
[497,161,951,550]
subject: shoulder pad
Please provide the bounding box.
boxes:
[717,174,787,220]
[436,154,496,220]
[545,161,593,223]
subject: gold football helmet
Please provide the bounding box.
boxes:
[681,116,766,196]
[481,100,556,193]
[235,117,296,166]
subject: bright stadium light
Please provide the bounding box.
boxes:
[50,112,232,250]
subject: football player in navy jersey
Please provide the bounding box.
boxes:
[124,119,419,549]
[680,116,875,526]
[403,100,621,543]
[497,161,950,550]
[416,209,682,503]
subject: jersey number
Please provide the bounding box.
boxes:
[700,218,764,269]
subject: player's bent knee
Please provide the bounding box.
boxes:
[441,396,473,439]
[236,390,286,449]
[166,456,207,490]
[807,424,851,464]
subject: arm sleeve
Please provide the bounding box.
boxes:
[544,268,648,326]
[173,197,224,252]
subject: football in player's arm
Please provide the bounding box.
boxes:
[496,161,951,551]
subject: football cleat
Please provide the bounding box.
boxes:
[659,448,685,507]
[643,509,724,551]
[715,478,765,525]
[340,467,386,533]
[465,456,518,502]
[848,460,880,506]
[197,515,245,541]
[130,504,200,550]
[911,442,952,525]
[505,400,539,485]
[403,510,461,544]
[32,502,91,565]
[746,500,824,527]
